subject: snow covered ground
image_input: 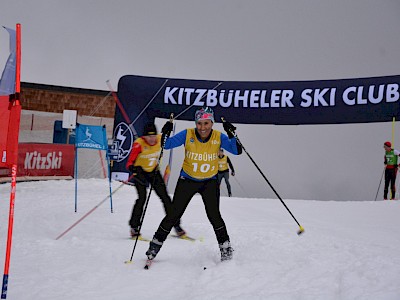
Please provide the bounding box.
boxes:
[0,178,400,300]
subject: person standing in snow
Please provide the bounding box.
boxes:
[126,122,186,238]
[145,107,242,262]
[217,148,235,197]
[383,141,400,200]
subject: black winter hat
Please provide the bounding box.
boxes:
[143,123,157,136]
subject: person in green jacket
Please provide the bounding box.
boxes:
[383,141,400,200]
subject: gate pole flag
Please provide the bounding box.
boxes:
[74,124,112,212]
[1,23,22,300]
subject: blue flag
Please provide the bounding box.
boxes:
[75,124,107,150]
[0,26,16,96]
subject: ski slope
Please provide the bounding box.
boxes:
[0,179,399,300]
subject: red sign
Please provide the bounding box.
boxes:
[17,143,75,177]
[0,96,11,168]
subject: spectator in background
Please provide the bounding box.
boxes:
[217,148,235,197]
[383,141,400,200]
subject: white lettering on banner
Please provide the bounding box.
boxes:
[194,89,207,106]
[24,151,63,170]
[342,84,399,105]
[249,90,260,107]
[184,88,195,105]
[165,87,178,104]
[234,90,249,107]
[207,90,218,106]
[164,87,295,108]
[300,88,336,108]
[76,142,103,149]
[164,83,399,109]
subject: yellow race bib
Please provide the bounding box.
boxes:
[134,135,161,172]
[218,156,229,172]
[182,129,221,179]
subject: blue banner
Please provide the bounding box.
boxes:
[116,74,400,127]
[111,74,400,174]
[75,124,107,150]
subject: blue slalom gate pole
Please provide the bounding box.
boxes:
[106,152,113,212]
[74,146,78,212]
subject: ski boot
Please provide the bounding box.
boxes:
[130,227,141,238]
[146,238,163,260]
[174,225,186,237]
[219,240,233,261]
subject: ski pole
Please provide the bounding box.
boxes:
[374,167,385,201]
[396,168,400,200]
[125,114,173,264]
[221,117,304,235]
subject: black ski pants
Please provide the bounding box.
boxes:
[129,169,180,229]
[154,177,230,244]
[384,167,397,199]
[218,171,232,195]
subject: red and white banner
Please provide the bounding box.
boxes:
[17,143,75,177]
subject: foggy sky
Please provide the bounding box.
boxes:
[1,1,400,200]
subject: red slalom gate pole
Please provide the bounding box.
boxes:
[1,165,17,299]
[2,23,22,299]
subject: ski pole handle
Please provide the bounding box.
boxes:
[221,117,237,138]
[161,113,174,145]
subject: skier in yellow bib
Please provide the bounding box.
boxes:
[217,148,235,197]
[145,107,242,262]
[126,123,185,238]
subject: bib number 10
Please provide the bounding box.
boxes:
[192,162,215,173]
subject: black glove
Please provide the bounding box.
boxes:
[223,121,236,139]
[231,172,235,176]
[162,121,173,136]
[129,165,142,175]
